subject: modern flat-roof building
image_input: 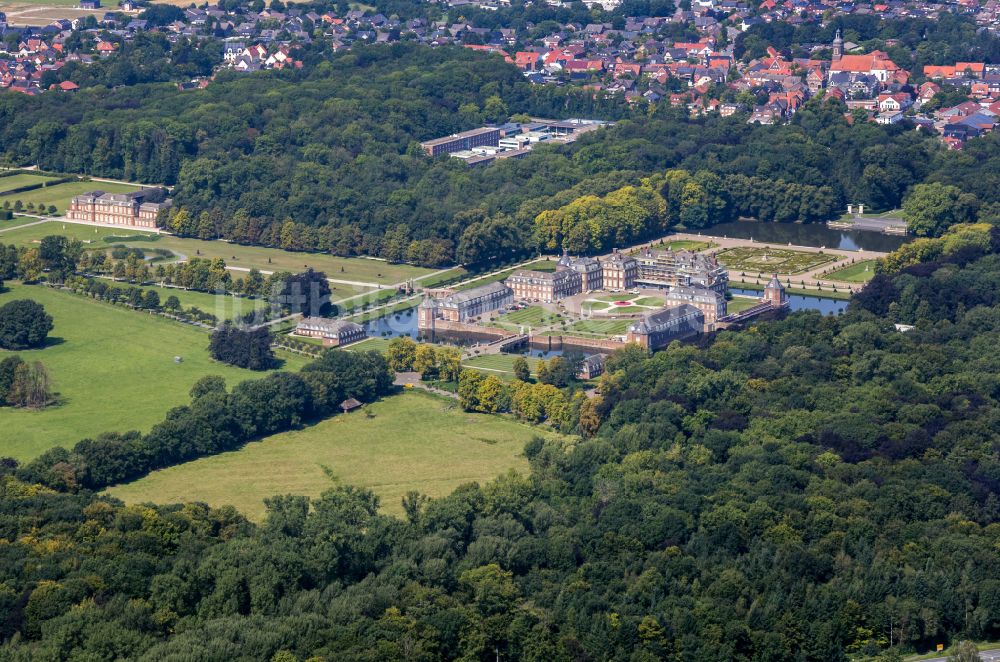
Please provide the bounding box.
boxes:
[506,269,582,303]
[418,281,513,330]
[67,190,170,228]
[635,249,728,294]
[294,318,367,347]
[626,304,705,350]
[664,285,727,331]
[421,127,501,157]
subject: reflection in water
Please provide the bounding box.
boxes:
[364,307,419,339]
[694,221,908,253]
[730,289,848,315]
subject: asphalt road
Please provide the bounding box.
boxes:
[917,648,1000,662]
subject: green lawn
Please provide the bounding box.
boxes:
[462,353,541,377]
[717,246,840,275]
[548,319,631,337]
[487,305,562,331]
[726,296,762,313]
[0,284,307,461]
[1,221,434,285]
[105,390,555,519]
[0,216,44,232]
[0,173,54,194]
[0,181,141,215]
[119,282,269,320]
[632,296,664,307]
[342,337,395,354]
[825,260,877,283]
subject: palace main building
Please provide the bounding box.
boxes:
[67,189,171,228]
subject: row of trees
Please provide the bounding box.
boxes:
[19,348,394,491]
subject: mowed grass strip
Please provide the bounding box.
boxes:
[0,284,307,461]
[0,181,141,215]
[462,353,541,377]
[1,221,433,285]
[0,173,54,194]
[105,390,552,520]
[825,260,877,283]
[726,296,764,313]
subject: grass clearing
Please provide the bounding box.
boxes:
[825,260,877,283]
[717,246,839,275]
[0,283,307,461]
[105,390,557,519]
[0,181,141,215]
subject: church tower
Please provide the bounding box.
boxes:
[832,29,843,61]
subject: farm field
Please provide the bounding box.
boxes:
[0,173,55,193]
[0,284,307,461]
[0,220,433,285]
[0,181,141,215]
[462,353,541,377]
[105,390,553,519]
[825,260,878,283]
[717,246,840,274]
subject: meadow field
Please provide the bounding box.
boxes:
[106,390,555,519]
[0,181,141,215]
[0,284,307,461]
[0,220,434,285]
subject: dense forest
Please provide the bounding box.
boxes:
[3,44,1000,265]
[2,223,1000,660]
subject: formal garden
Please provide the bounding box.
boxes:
[717,246,840,274]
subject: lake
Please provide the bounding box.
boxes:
[694,221,909,253]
